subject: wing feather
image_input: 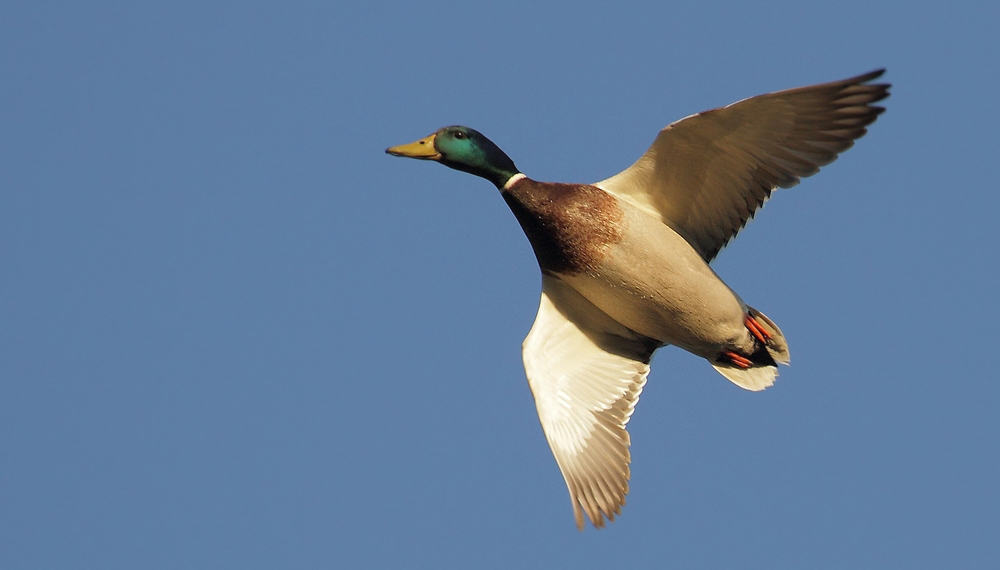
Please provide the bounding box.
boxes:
[595,69,890,261]
[523,275,658,529]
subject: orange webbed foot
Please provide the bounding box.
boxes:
[745,314,772,345]
[720,350,753,369]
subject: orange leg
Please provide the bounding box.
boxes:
[745,314,772,345]
[721,350,753,369]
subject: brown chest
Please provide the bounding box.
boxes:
[501,179,625,275]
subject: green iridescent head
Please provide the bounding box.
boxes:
[387,126,520,188]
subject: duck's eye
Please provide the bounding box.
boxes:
[454,131,466,139]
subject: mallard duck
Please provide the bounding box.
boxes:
[387,70,889,530]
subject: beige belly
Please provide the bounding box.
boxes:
[558,207,751,357]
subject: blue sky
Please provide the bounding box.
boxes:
[3,1,998,568]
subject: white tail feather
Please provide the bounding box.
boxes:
[749,307,790,365]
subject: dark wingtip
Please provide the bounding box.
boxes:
[861,68,891,95]
[864,68,886,81]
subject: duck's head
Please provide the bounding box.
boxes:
[386,126,520,188]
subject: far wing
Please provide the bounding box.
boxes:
[596,70,889,261]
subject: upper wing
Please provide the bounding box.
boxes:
[523,275,658,530]
[595,69,890,261]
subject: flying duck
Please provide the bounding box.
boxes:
[386,69,890,529]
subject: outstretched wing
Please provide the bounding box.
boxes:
[523,275,658,529]
[596,69,890,261]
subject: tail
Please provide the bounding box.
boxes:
[711,307,790,392]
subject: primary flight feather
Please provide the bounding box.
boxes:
[387,69,890,529]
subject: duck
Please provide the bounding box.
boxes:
[386,69,889,530]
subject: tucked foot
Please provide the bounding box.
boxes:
[720,350,753,369]
[745,314,772,345]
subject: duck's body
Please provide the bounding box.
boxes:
[504,175,754,359]
[387,70,889,529]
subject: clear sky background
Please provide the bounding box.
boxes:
[3,1,998,568]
